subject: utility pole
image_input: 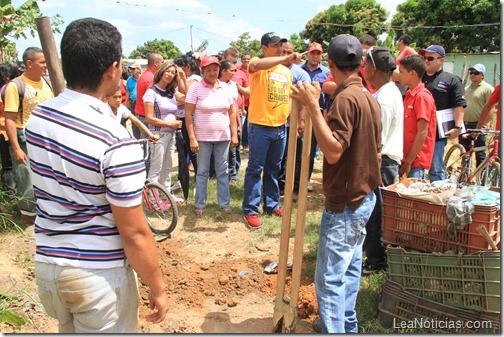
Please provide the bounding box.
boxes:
[190,25,193,52]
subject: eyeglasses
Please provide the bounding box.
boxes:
[424,56,443,62]
[228,69,237,73]
[366,47,376,69]
[469,71,481,75]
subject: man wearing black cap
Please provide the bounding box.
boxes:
[291,34,381,333]
[419,45,466,182]
[362,46,404,274]
[242,32,303,228]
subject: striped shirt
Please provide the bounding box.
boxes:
[185,79,233,142]
[25,89,146,269]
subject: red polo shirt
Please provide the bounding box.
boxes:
[231,68,249,112]
[134,68,154,117]
[403,83,437,169]
[488,84,501,131]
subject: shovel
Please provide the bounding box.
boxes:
[272,101,312,333]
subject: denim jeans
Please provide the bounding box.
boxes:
[242,123,286,215]
[195,141,230,209]
[429,137,447,182]
[315,192,376,333]
[147,131,175,191]
[241,113,249,147]
[409,167,426,179]
[363,155,398,267]
[278,127,303,193]
[35,261,139,333]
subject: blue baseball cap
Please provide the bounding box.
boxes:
[419,45,446,58]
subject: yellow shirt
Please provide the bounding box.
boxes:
[248,57,292,127]
[4,74,54,128]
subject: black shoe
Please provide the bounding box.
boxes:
[312,318,321,333]
[362,263,387,276]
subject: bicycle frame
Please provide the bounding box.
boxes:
[470,131,500,185]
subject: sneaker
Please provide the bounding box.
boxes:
[20,210,37,217]
[312,318,322,333]
[244,214,263,228]
[171,181,182,192]
[292,193,298,203]
[267,208,283,217]
[307,182,314,192]
[173,196,185,204]
[188,163,195,172]
[155,200,171,212]
[221,206,232,213]
[195,208,204,216]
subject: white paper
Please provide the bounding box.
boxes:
[436,108,466,138]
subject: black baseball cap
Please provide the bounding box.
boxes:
[367,46,397,72]
[327,34,362,67]
[261,32,287,46]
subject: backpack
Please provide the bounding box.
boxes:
[8,76,52,125]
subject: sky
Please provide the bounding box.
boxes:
[13,0,406,59]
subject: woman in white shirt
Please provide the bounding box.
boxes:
[144,62,187,197]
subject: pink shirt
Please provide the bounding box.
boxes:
[232,68,249,112]
[185,79,233,142]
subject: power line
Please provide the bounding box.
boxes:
[106,0,500,31]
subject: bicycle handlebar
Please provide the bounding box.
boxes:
[465,128,500,135]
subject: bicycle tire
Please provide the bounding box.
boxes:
[444,144,470,184]
[142,182,179,235]
[477,161,500,188]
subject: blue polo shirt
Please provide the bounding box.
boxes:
[290,64,311,85]
[301,63,330,109]
[126,75,138,101]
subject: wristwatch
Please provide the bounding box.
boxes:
[455,125,463,131]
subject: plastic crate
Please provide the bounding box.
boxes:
[387,246,500,313]
[378,279,501,333]
[381,186,500,254]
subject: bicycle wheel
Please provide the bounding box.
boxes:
[444,144,470,183]
[142,182,179,235]
[477,161,500,188]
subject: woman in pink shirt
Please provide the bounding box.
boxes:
[185,56,238,215]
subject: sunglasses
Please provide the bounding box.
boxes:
[424,56,442,62]
[469,71,481,75]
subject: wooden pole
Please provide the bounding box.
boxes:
[36,16,65,96]
[272,100,299,333]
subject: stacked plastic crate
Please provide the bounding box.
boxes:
[377,185,501,333]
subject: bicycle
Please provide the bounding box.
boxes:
[139,138,179,238]
[443,128,500,187]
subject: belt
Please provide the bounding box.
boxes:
[130,100,136,104]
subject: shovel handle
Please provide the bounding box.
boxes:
[476,224,498,250]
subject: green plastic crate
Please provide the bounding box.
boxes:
[387,247,501,313]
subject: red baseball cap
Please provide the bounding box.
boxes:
[200,56,220,68]
[307,42,323,53]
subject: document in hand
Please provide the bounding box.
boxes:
[436,108,466,138]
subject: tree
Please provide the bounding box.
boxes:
[300,0,388,45]
[129,39,181,60]
[195,39,208,53]
[289,33,308,52]
[229,32,262,57]
[0,0,63,62]
[391,0,500,53]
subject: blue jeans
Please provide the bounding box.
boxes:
[242,123,286,215]
[409,167,426,179]
[363,156,398,267]
[429,138,447,182]
[195,141,230,209]
[315,192,376,333]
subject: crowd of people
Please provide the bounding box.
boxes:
[0,16,500,333]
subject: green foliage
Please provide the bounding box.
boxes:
[289,33,308,53]
[391,0,500,53]
[0,0,63,62]
[0,307,29,328]
[229,32,262,57]
[129,38,181,60]
[300,0,388,46]
[195,39,208,53]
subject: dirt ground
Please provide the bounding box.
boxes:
[0,155,321,333]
